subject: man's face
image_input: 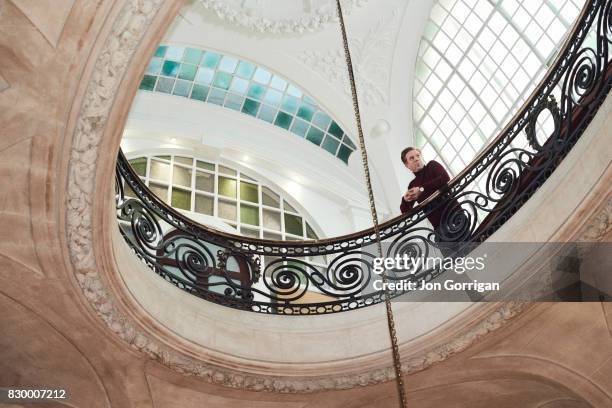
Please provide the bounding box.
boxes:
[404,149,424,173]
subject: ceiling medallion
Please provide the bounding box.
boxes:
[198,0,369,34]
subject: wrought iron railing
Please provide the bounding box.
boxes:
[116,0,612,314]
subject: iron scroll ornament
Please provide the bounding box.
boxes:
[116,0,612,314]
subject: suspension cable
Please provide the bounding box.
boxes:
[334,1,407,407]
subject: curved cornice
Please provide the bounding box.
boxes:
[63,0,611,394]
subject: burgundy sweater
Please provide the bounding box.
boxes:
[400,160,450,228]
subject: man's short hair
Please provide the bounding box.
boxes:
[400,147,420,164]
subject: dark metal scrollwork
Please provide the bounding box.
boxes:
[116,0,612,314]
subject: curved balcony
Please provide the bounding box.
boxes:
[116,0,612,315]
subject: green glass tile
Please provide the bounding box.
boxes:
[242,98,261,116]
[284,213,303,236]
[262,187,280,208]
[195,194,213,215]
[201,52,221,69]
[328,121,344,139]
[161,60,179,77]
[264,89,282,107]
[146,58,162,75]
[154,46,167,58]
[253,67,271,84]
[165,46,184,61]
[190,84,209,101]
[178,64,197,81]
[230,77,249,94]
[218,176,237,198]
[218,199,237,221]
[207,88,226,105]
[175,156,192,165]
[195,68,214,84]
[303,95,317,105]
[196,160,215,171]
[219,165,236,176]
[286,84,302,98]
[297,103,315,121]
[173,80,192,97]
[155,77,174,93]
[284,200,298,213]
[240,181,259,203]
[172,165,192,187]
[306,127,324,146]
[306,222,318,239]
[236,61,256,78]
[342,135,356,149]
[128,157,147,176]
[139,75,157,91]
[274,111,293,130]
[258,105,277,123]
[281,95,299,114]
[337,144,352,163]
[155,155,171,161]
[224,93,244,111]
[270,76,287,91]
[183,48,203,65]
[321,136,340,155]
[213,71,232,90]
[240,205,259,226]
[219,56,238,73]
[247,83,266,100]
[195,171,214,192]
[313,111,332,130]
[290,119,309,137]
[171,189,191,210]
[263,209,281,231]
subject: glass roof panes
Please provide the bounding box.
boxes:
[413,0,584,175]
[139,45,356,164]
[127,155,320,241]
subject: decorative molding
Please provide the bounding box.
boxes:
[294,6,399,106]
[198,0,368,35]
[576,197,612,242]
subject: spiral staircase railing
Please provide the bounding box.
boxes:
[116,0,612,315]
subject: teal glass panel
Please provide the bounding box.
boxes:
[139,75,157,91]
[178,64,197,81]
[236,61,255,78]
[155,77,174,93]
[306,127,324,146]
[128,157,147,176]
[253,67,271,84]
[213,71,232,90]
[240,205,259,226]
[146,58,162,75]
[264,89,282,106]
[303,95,317,105]
[218,177,237,198]
[230,77,249,94]
[195,68,214,84]
[258,105,277,123]
[171,189,191,210]
[247,83,266,100]
[201,52,221,69]
[242,99,261,116]
[274,111,293,130]
[208,88,226,105]
[173,80,192,97]
[284,213,303,236]
[286,84,302,98]
[154,45,167,58]
[313,111,332,130]
[183,48,203,64]
[161,60,179,77]
[270,76,287,91]
[281,95,299,114]
[224,93,244,111]
[342,135,356,149]
[240,181,259,203]
[337,144,352,163]
[328,121,344,139]
[219,56,238,73]
[321,136,340,155]
[297,103,315,121]
[290,119,309,137]
[190,84,209,101]
[165,46,185,61]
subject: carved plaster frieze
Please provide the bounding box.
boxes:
[65,0,537,394]
[294,4,400,106]
[577,197,612,242]
[197,0,368,35]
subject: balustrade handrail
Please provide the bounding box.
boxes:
[116,0,612,314]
